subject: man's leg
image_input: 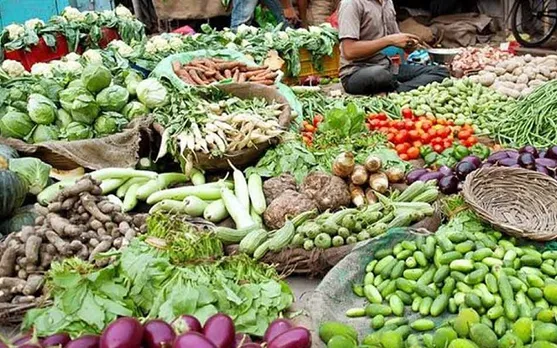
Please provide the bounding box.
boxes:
[395,64,449,92]
[231,0,259,30]
[342,66,396,95]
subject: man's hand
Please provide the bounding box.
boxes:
[283,7,299,21]
[387,33,420,49]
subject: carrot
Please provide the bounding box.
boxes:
[189,70,206,85]
[217,61,245,70]
[183,65,206,73]
[214,71,225,80]
[257,80,275,85]
[172,61,182,73]
[178,70,196,84]
[245,65,268,71]
[224,69,232,79]
[250,72,278,81]
[211,58,226,63]
[204,70,217,77]
[244,69,267,78]
[238,72,246,83]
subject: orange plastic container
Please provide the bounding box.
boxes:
[282,44,340,84]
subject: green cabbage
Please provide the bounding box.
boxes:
[0,111,34,139]
[136,78,168,109]
[62,122,93,141]
[67,79,84,89]
[96,85,129,112]
[31,124,60,143]
[56,109,73,128]
[59,87,89,111]
[125,71,143,96]
[9,88,27,102]
[27,93,57,125]
[93,112,128,137]
[11,101,28,112]
[70,94,100,125]
[81,64,112,93]
[122,101,149,120]
[8,157,52,195]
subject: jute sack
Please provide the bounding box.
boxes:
[0,117,152,170]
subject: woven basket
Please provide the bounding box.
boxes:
[462,167,557,241]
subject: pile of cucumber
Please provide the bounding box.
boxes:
[319,226,557,347]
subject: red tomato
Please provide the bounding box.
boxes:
[427,129,437,138]
[377,112,387,121]
[404,120,414,130]
[412,141,423,148]
[407,147,420,160]
[379,120,389,128]
[431,137,443,146]
[446,120,454,126]
[387,133,395,142]
[443,140,453,149]
[437,119,446,126]
[365,123,372,131]
[379,127,389,134]
[401,108,413,119]
[368,113,377,119]
[420,133,432,144]
[440,127,452,138]
[467,136,478,146]
[408,130,420,141]
[370,119,381,128]
[395,143,410,154]
[458,130,472,140]
[313,114,323,126]
[394,121,405,130]
[304,124,316,132]
[399,153,409,161]
[394,133,406,144]
[422,121,432,131]
[433,144,444,153]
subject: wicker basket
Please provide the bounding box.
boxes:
[462,167,557,241]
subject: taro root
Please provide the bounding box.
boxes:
[263,190,318,229]
[299,172,351,212]
[262,174,297,205]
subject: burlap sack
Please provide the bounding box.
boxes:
[0,117,152,170]
[152,0,229,20]
[430,13,492,48]
[398,18,435,43]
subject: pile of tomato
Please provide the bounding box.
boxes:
[301,114,323,146]
[366,108,479,161]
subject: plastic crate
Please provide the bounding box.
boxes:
[282,44,340,84]
[4,34,70,71]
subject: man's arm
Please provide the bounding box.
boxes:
[296,0,309,27]
[342,33,418,61]
[280,0,299,21]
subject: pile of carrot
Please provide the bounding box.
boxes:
[172,58,278,86]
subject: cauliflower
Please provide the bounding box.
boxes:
[24,18,44,30]
[223,31,236,42]
[241,39,250,47]
[108,40,134,57]
[5,24,24,40]
[264,32,274,44]
[50,16,68,25]
[308,26,322,34]
[64,52,81,62]
[100,10,116,21]
[144,41,157,54]
[168,37,183,50]
[57,61,83,74]
[225,42,238,50]
[82,49,103,65]
[277,31,288,40]
[2,60,26,77]
[83,11,99,21]
[63,7,86,22]
[115,5,133,18]
[31,62,54,77]
[151,36,169,52]
[236,24,252,35]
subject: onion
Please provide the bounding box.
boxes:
[349,184,366,207]
[368,172,389,193]
[364,155,382,173]
[332,152,355,178]
[143,319,177,348]
[385,167,405,183]
[350,165,368,186]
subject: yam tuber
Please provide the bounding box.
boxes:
[45,231,71,255]
[0,247,18,277]
[22,274,44,296]
[24,235,42,266]
[89,240,112,262]
[48,213,82,237]
[81,193,111,222]
[12,295,36,303]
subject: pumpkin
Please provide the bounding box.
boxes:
[0,205,37,236]
[0,170,27,219]
[0,144,18,170]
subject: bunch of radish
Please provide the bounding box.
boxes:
[5,313,311,348]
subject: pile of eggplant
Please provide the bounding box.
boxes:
[406,145,557,195]
[6,314,310,348]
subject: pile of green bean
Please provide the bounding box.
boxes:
[495,80,557,148]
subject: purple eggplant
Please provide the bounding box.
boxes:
[438,165,453,177]
[173,333,217,348]
[264,319,293,343]
[65,335,100,348]
[461,155,482,168]
[100,317,143,348]
[172,315,202,334]
[418,171,444,183]
[438,175,460,195]
[487,151,508,163]
[498,158,518,167]
[143,319,177,348]
[406,169,428,184]
[519,145,538,157]
[481,162,494,168]
[518,152,536,169]
[547,146,557,159]
[267,328,311,348]
[41,333,71,347]
[203,314,235,348]
[535,158,557,168]
[539,150,547,158]
[455,161,477,180]
[536,165,550,175]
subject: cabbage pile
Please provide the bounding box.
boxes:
[0,64,166,143]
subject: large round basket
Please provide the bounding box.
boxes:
[462,166,557,241]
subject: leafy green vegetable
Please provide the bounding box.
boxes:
[9,157,52,195]
[319,102,365,138]
[81,64,112,93]
[70,94,100,125]
[62,122,93,141]
[59,87,89,112]
[56,109,73,128]
[27,93,57,125]
[93,112,127,136]
[122,101,148,120]
[0,110,34,139]
[31,124,60,143]
[96,85,129,112]
[136,78,168,108]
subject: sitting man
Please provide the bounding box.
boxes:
[338,0,449,95]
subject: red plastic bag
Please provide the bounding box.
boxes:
[327,10,338,29]
[172,25,196,36]
[4,34,70,71]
